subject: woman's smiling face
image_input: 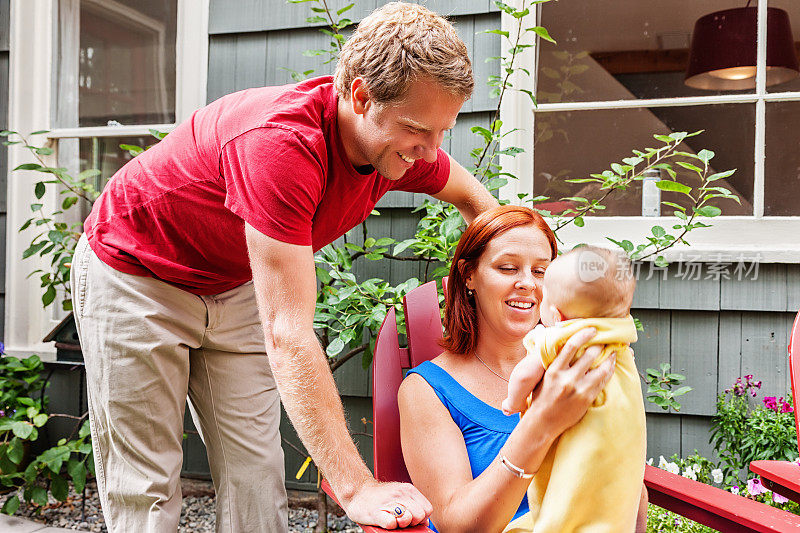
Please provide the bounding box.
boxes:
[465,224,553,344]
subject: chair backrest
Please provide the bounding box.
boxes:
[372,280,444,482]
[788,309,800,451]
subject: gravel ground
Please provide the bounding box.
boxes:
[2,480,360,532]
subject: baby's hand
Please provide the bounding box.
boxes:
[502,355,545,415]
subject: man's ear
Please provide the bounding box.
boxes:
[350,77,371,116]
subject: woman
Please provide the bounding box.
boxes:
[398,205,642,532]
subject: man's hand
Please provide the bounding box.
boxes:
[343,479,433,529]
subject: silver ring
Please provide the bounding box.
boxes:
[392,505,405,517]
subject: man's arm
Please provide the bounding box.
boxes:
[245,223,432,529]
[431,154,498,223]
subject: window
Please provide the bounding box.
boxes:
[5,0,208,357]
[53,0,180,190]
[500,0,800,260]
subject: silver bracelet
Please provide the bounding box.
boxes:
[498,454,534,479]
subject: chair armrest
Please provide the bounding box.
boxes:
[751,460,800,503]
[321,479,436,533]
[644,465,800,532]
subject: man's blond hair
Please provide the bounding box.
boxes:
[334,2,474,104]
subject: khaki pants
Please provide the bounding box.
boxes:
[71,234,289,533]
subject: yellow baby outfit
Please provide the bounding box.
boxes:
[504,316,646,533]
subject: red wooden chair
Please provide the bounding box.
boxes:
[324,281,800,532]
[750,309,800,503]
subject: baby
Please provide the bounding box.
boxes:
[502,246,646,533]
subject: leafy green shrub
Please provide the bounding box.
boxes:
[710,375,798,484]
[0,349,93,515]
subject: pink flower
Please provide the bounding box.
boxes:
[773,492,790,504]
[779,397,794,413]
[747,478,768,496]
[764,396,778,411]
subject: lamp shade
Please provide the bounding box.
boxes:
[685,7,799,90]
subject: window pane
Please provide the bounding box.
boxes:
[532,105,754,216]
[58,135,157,189]
[765,102,800,215]
[537,1,759,104]
[79,136,158,183]
[79,1,177,126]
[766,0,800,93]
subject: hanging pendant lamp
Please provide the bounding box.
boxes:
[685,6,799,90]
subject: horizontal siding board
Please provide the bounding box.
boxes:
[449,111,492,168]
[631,264,659,308]
[471,13,500,113]
[234,33,268,92]
[266,28,336,87]
[376,191,419,209]
[717,312,742,396]
[209,0,495,34]
[739,312,793,398]
[680,416,718,462]
[787,265,800,313]
[0,51,7,212]
[206,35,239,103]
[632,309,671,414]
[659,263,720,311]
[721,263,787,312]
[670,312,718,416]
[413,0,493,17]
[209,0,268,34]
[0,0,8,51]
[645,413,681,462]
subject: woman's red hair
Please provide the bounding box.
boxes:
[441,205,557,355]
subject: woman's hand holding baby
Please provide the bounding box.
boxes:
[525,327,616,435]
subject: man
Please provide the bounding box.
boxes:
[71,2,497,531]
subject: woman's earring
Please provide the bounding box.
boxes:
[467,289,474,297]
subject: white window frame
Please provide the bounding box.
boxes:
[499,0,800,262]
[5,0,209,359]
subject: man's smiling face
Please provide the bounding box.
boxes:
[350,76,464,180]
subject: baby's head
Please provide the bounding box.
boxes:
[539,246,636,325]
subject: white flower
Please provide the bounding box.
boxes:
[658,456,668,469]
[682,467,697,480]
[665,462,680,475]
[692,463,701,473]
[711,469,723,484]
[647,458,653,466]
[730,485,739,495]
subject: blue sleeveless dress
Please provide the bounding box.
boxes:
[405,360,530,530]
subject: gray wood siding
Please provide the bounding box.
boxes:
[203,0,800,487]
[208,0,498,35]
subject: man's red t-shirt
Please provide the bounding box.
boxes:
[84,76,450,295]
